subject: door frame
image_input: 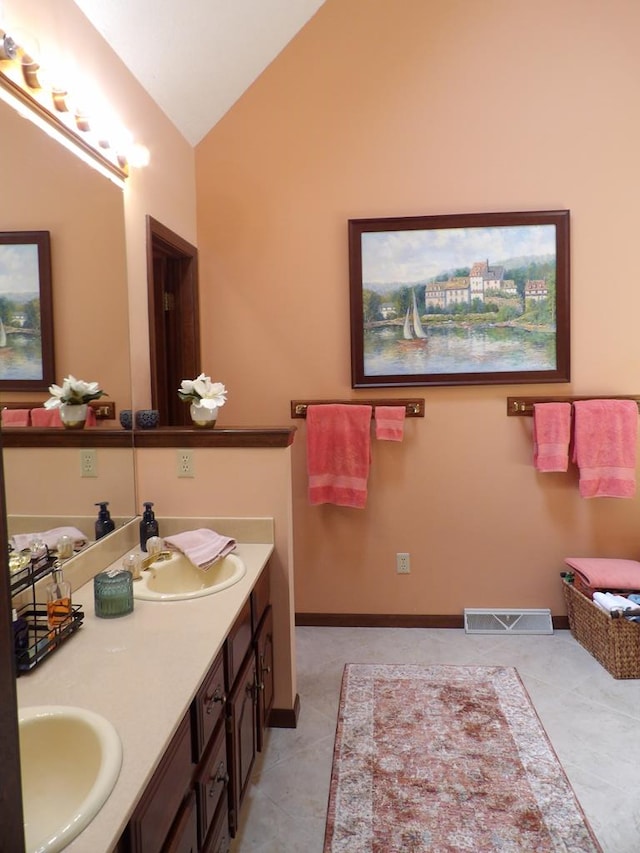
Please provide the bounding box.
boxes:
[145,216,200,426]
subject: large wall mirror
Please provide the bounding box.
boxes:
[0,97,136,545]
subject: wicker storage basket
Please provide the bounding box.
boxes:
[563,579,640,679]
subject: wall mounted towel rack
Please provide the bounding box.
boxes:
[507,395,640,416]
[291,399,425,418]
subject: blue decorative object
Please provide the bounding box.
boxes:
[119,409,133,429]
[135,409,160,429]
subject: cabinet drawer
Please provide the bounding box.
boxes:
[251,562,270,633]
[195,720,228,846]
[224,598,252,690]
[192,650,226,761]
[163,790,198,853]
[201,796,231,853]
[127,712,194,853]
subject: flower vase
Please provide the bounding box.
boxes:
[59,403,88,429]
[190,403,218,429]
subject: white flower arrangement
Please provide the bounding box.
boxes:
[178,373,227,410]
[44,375,106,408]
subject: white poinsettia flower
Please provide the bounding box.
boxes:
[178,373,227,407]
[44,374,105,407]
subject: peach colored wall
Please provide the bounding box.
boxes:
[194,0,640,617]
[135,446,297,710]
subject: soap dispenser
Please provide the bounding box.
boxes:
[140,502,159,552]
[95,502,115,540]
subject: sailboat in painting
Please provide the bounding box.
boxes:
[403,288,427,341]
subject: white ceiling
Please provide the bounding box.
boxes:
[72,0,327,146]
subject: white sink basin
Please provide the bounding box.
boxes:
[133,551,246,601]
[19,705,122,853]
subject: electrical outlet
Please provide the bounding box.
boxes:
[396,552,410,574]
[177,449,194,478]
[80,448,97,478]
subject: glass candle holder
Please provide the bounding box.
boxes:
[94,569,134,618]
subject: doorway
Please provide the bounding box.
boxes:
[146,216,200,426]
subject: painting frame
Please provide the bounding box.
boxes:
[0,230,55,391]
[349,210,570,388]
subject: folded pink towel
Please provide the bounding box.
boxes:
[532,402,571,471]
[1,408,30,426]
[164,528,237,571]
[375,406,406,441]
[564,557,640,589]
[572,400,638,498]
[30,407,97,427]
[307,404,372,508]
[11,526,88,552]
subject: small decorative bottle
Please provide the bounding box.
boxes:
[46,562,72,632]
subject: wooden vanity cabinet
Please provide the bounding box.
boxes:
[119,562,272,852]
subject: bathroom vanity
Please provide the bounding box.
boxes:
[15,520,276,853]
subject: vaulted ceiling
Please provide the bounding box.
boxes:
[72,0,327,146]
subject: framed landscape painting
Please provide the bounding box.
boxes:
[0,231,55,391]
[349,210,570,388]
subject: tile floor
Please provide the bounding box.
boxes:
[232,626,640,852]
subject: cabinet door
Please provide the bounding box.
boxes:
[255,605,274,753]
[226,650,257,836]
[192,650,226,762]
[195,720,228,846]
[224,599,252,690]
[201,797,231,853]
[163,790,198,853]
[126,712,194,853]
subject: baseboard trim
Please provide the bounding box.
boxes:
[268,693,300,729]
[296,613,571,630]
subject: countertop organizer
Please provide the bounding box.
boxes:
[10,553,84,674]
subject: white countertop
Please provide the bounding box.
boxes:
[16,540,274,852]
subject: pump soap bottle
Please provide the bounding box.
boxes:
[140,502,160,552]
[95,501,115,540]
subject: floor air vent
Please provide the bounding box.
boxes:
[464,608,553,635]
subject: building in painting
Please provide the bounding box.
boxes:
[425,259,517,311]
[524,279,548,301]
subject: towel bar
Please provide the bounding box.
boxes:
[507,395,640,416]
[291,399,425,418]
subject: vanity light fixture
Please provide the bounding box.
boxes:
[0,25,149,187]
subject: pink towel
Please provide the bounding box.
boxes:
[1,408,30,426]
[532,402,571,471]
[164,528,236,571]
[564,557,640,589]
[375,406,406,441]
[307,404,372,508]
[572,400,638,498]
[30,407,97,427]
[11,526,88,552]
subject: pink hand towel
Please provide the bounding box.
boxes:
[164,528,237,571]
[30,408,63,427]
[532,402,571,471]
[306,404,372,508]
[1,408,30,426]
[30,407,97,427]
[572,400,638,498]
[11,526,88,552]
[375,406,406,441]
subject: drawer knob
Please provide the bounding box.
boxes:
[209,761,229,796]
[205,685,227,715]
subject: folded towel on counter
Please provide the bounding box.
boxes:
[11,526,88,553]
[30,407,97,427]
[572,399,638,498]
[306,404,372,508]
[592,591,634,613]
[375,406,406,441]
[164,528,237,571]
[1,408,30,426]
[532,402,571,472]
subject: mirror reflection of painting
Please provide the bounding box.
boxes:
[0,231,53,386]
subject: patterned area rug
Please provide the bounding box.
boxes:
[324,664,601,852]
